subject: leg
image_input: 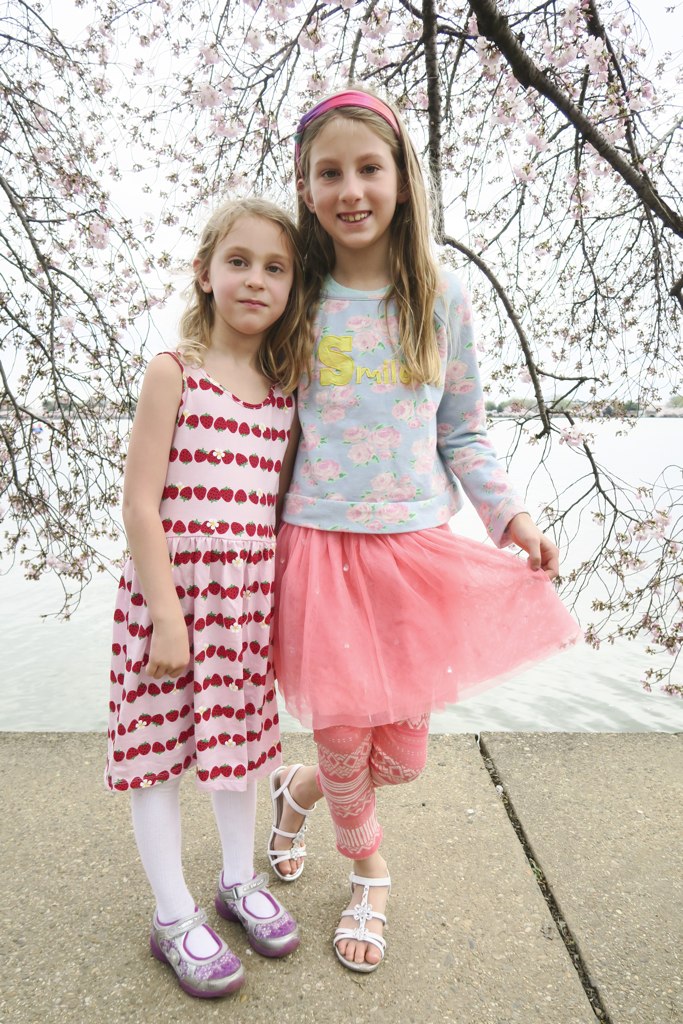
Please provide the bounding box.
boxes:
[325,716,431,969]
[211,782,258,888]
[269,763,323,877]
[315,725,390,969]
[131,778,220,958]
[370,714,430,788]
[212,784,299,957]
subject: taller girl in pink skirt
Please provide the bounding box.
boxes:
[268,89,581,973]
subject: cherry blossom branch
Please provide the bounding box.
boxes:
[443,233,552,434]
[469,0,683,238]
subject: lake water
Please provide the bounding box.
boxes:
[1,419,682,734]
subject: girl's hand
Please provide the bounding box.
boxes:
[506,512,560,580]
[147,609,190,679]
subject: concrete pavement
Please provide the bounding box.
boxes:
[1,732,680,1024]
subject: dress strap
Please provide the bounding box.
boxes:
[157,350,184,372]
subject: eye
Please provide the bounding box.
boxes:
[267,264,285,274]
[227,256,247,267]
[320,168,340,180]
[362,164,380,175]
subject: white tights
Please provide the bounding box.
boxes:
[130,777,268,956]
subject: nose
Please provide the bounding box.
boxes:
[245,264,266,288]
[339,174,363,204]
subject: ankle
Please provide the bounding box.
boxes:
[353,851,388,879]
[290,764,322,809]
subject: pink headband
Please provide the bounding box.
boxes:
[294,90,401,168]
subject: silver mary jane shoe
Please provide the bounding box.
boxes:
[215,871,300,958]
[150,907,245,998]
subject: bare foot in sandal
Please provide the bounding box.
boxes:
[334,851,390,972]
[267,764,321,880]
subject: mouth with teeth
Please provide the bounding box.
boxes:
[338,212,370,223]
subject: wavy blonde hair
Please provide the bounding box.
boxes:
[296,88,442,385]
[178,198,308,394]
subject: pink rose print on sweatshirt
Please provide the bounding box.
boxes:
[436,324,448,359]
[362,472,419,501]
[301,458,345,484]
[450,442,494,475]
[392,398,437,429]
[300,423,325,452]
[373,425,401,458]
[343,424,401,464]
[346,315,374,330]
[484,467,512,494]
[354,329,384,352]
[456,299,473,325]
[411,438,435,475]
[462,399,486,431]
[321,299,350,314]
[315,384,359,424]
[346,502,413,530]
[285,493,316,516]
[444,359,476,396]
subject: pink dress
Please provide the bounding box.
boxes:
[105,355,295,792]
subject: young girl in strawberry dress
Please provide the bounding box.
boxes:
[105,197,308,998]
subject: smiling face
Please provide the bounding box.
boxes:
[197,215,295,346]
[301,117,407,278]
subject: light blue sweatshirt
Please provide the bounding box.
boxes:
[283,272,526,546]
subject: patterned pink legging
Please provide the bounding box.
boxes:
[313,715,430,859]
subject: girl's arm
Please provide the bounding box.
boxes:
[436,275,559,577]
[122,354,189,678]
[276,412,301,530]
[505,511,559,578]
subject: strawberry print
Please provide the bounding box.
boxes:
[105,354,291,794]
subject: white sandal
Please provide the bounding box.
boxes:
[333,873,391,973]
[267,764,314,882]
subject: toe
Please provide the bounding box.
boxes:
[365,943,381,965]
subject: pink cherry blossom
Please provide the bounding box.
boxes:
[199,46,220,64]
[212,118,238,138]
[88,222,109,249]
[196,85,221,108]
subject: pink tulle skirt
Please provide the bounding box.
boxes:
[273,524,581,730]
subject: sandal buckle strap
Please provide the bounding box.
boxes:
[220,872,269,902]
[154,908,208,941]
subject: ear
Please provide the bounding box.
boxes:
[193,256,212,294]
[396,180,410,205]
[297,177,315,214]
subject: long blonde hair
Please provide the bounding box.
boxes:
[178,198,308,394]
[296,89,442,385]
